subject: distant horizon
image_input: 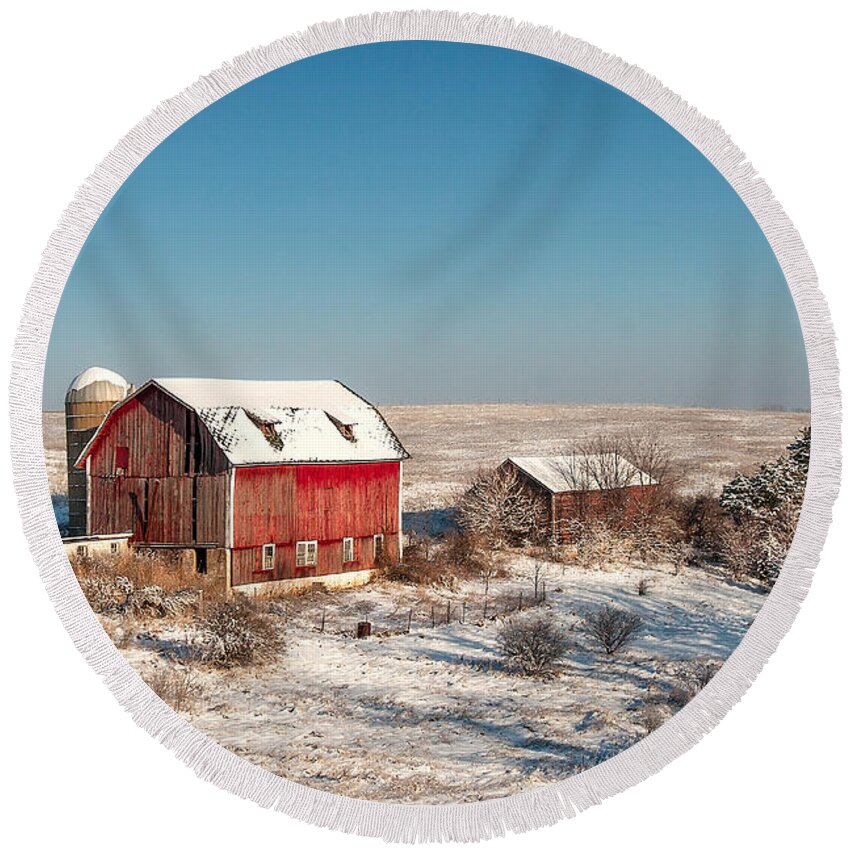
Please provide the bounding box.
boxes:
[43,375,811,416]
[44,40,809,411]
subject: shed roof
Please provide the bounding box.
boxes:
[78,378,408,467]
[507,454,656,493]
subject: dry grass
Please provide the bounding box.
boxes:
[71,550,209,620]
[72,549,200,595]
[142,665,206,713]
[383,531,496,589]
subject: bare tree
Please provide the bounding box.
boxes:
[458,465,546,546]
[620,429,674,489]
[554,439,639,492]
[532,560,546,601]
[555,429,677,536]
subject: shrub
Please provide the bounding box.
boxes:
[666,658,722,707]
[583,604,644,655]
[143,665,205,713]
[383,531,489,588]
[193,598,284,667]
[678,494,727,551]
[496,613,569,677]
[639,702,668,733]
[637,577,651,596]
[75,567,200,620]
[570,520,633,568]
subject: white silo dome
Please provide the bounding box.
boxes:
[66,367,132,403]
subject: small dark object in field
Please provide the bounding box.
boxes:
[583,604,644,655]
[356,621,372,639]
[497,613,568,677]
[637,577,651,596]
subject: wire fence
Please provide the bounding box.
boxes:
[311,578,549,639]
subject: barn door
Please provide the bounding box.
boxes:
[126,479,150,541]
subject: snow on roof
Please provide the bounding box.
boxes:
[508,454,656,493]
[67,366,130,395]
[152,378,408,466]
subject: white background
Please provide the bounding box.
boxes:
[1,2,847,847]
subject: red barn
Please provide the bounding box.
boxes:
[75,378,409,593]
[500,454,657,543]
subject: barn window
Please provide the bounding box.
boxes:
[110,541,119,555]
[342,537,355,563]
[261,543,275,571]
[373,534,385,561]
[195,548,208,575]
[115,445,129,473]
[296,540,318,568]
[76,544,88,558]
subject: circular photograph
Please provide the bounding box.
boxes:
[44,39,810,806]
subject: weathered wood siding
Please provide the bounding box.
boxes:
[551,485,657,542]
[231,461,400,586]
[86,386,229,546]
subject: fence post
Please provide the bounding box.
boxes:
[519,591,523,611]
[462,602,467,624]
[407,609,413,634]
[320,608,326,633]
[431,604,435,628]
[446,600,451,625]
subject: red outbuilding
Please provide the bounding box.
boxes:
[75,378,409,592]
[499,454,657,543]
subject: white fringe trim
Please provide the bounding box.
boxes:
[8,10,841,843]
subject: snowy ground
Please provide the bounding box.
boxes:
[119,555,764,804]
[46,404,788,801]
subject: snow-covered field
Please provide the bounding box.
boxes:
[379,404,810,510]
[121,555,764,804]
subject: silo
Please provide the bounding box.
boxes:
[65,367,132,537]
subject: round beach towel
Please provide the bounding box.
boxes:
[10,11,840,842]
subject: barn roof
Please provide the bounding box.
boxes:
[77,378,408,467]
[507,454,656,493]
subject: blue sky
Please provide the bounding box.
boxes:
[45,40,808,410]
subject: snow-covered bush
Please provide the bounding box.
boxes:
[77,571,119,614]
[127,584,200,618]
[193,598,284,667]
[458,466,546,547]
[496,613,568,677]
[583,604,643,655]
[75,567,199,620]
[718,427,809,586]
